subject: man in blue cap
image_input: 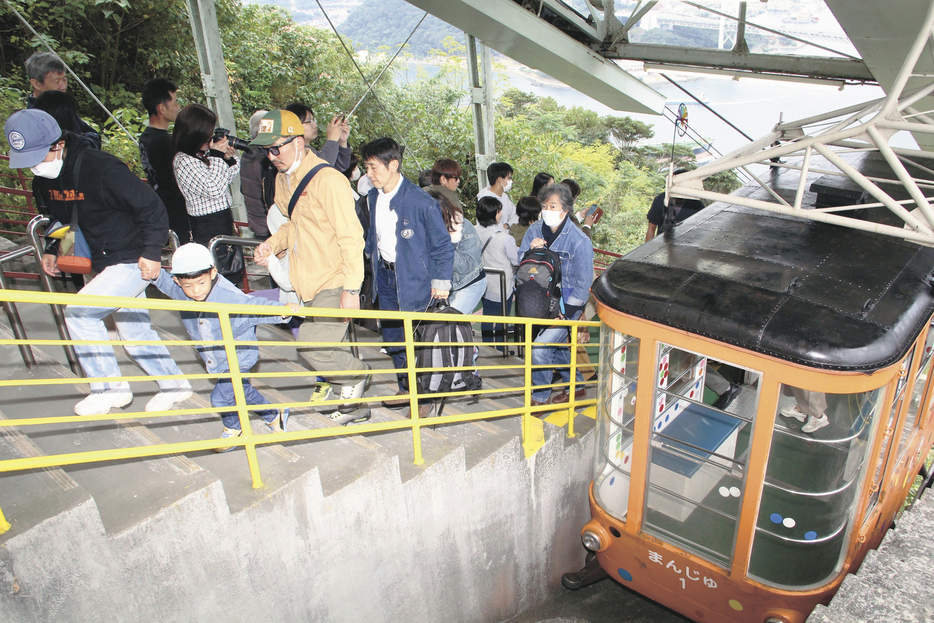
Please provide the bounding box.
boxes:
[4,108,192,416]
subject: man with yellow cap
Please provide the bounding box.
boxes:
[251,110,369,424]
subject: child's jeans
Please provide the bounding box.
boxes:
[212,375,277,430]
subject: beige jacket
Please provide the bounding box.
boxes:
[267,151,364,301]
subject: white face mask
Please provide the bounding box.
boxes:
[284,145,302,175]
[350,167,361,182]
[31,149,63,179]
[542,209,564,229]
[503,179,513,193]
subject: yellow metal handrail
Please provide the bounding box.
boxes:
[0,288,598,500]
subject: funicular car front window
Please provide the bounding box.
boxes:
[642,342,760,567]
[748,384,884,589]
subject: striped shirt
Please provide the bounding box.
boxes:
[173,152,240,217]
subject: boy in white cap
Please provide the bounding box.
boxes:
[151,243,299,452]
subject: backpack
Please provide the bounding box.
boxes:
[514,247,564,319]
[415,301,482,395]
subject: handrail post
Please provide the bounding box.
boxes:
[567,321,579,439]
[27,216,81,374]
[523,317,533,446]
[218,309,264,488]
[403,316,423,465]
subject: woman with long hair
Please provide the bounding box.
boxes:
[172,104,241,283]
[172,105,239,245]
[426,187,486,315]
[530,171,554,199]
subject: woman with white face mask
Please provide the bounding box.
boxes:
[172,104,240,278]
[518,183,595,408]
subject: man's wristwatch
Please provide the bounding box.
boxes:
[344,288,361,295]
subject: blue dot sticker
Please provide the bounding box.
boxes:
[770,513,783,524]
[805,531,817,541]
[609,476,615,486]
[618,568,633,582]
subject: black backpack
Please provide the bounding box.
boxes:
[415,301,482,395]
[515,247,563,319]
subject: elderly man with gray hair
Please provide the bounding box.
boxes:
[240,109,275,240]
[517,182,594,407]
[25,51,100,148]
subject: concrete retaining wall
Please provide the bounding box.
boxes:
[0,427,595,622]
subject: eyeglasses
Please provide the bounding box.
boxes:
[260,135,298,157]
[445,175,460,181]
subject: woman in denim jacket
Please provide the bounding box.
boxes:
[518,183,595,407]
[426,188,486,314]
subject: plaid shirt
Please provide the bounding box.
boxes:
[173,152,240,217]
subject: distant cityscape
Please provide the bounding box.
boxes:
[244,0,852,58]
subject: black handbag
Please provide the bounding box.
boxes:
[214,243,244,286]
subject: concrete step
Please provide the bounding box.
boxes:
[0,294,592,536]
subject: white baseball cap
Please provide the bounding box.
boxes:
[170,243,215,275]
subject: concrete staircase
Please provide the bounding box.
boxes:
[0,288,596,622]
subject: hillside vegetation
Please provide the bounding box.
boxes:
[0,0,738,255]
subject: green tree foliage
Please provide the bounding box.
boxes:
[0,0,742,255]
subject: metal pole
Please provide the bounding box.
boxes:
[466,34,496,189]
[185,0,246,223]
[26,216,80,374]
[0,245,37,369]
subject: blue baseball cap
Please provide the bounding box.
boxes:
[4,109,62,169]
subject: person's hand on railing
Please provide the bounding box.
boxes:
[577,326,591,344]
[284,302,301,318]
[138,257,160,281]
[41,253,60,277]
[253,241,272,267]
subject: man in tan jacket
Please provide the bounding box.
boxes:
[252,110,369,422]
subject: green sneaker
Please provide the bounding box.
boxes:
[309,382,332,403]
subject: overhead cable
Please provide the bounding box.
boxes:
[313,0,426,170]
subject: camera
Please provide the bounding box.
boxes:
[212,128,250,151]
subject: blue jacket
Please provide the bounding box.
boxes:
[366,176,454,312]
[519,217,594,308]
[154,270,287,374]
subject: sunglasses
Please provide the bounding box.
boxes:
[260,135,298,157]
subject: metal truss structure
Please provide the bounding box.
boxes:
[666,2,934,247]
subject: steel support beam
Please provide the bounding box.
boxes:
[185,0,246,223]
[465,35,496,189]
[406,0,665,115]
[608,43,874,83]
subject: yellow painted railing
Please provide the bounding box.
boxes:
[0,288,599,506]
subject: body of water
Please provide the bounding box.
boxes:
[400,60,911,163]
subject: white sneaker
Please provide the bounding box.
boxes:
[74,388,133,416]
[802,414,830,434]
[780,404,807,422]
[145,386,194,412]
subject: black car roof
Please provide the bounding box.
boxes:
[592,205,934,372]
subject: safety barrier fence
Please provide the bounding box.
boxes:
[0,287,598,529]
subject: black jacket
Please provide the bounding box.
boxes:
[239,147,276,240]
[34,133,169,272]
